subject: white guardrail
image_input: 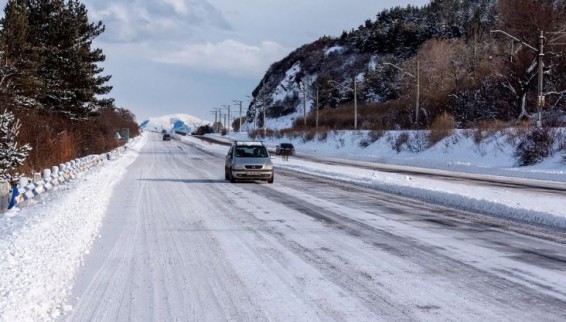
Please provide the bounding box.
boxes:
[0,146,127,213]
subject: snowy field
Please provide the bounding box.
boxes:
[0,130,565,321]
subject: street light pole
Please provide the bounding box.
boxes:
[383,62,420,126]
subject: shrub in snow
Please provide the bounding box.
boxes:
[317,130,328,142]
[359,130,384,148]
[368,130,385,143]
[303,129,317,142]
[0,110,32,181]
[392,132,410,153]
[358,138,371,148]
[513,127,555,166]
[390,131,428,153]
[428,112,456,146]
[192,124,214,135]
[410,131,429,152]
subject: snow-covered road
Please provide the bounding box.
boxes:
[2,132,566,321]
[63,133,566,321]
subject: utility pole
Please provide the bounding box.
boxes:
[416,60,420,126]
[218,109,224,131]
[328,78,362,129]
[211,109,220,132]
[233,100,243,132]
[301,81,307,127]
[262,93,266,136]
[353,77,358,129]
[491,29,545,127]
[383,62,420,126]
[221,104,231,132]
[245,95,257,132]
[315,87,319,131]
[537,30,545,128]
[253,104,257,132]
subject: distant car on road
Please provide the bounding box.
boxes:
[225,141,274,183]
[163,133,171,141]
[275,143,295,156]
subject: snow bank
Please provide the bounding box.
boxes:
[0,135,146,321]
[192,131,566,229]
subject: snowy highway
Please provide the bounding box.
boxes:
[62,132,566,321]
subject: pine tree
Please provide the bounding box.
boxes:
[0,0,40,102]
[62,0,113,114]
[1,0,113,117]
[0,109,32,181]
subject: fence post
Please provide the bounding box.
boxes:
[0,181,10,212]
[8,185,18,210]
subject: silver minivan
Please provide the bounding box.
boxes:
[225,141,274,183]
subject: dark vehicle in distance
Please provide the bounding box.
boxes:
[163,133,171,141]
[275,143,295,156]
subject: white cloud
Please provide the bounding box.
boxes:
[85,0,230,43]
[155,40,289,78]
[164,0,189,16]
[88,4,144,42]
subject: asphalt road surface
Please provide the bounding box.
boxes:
[65,133,566,321]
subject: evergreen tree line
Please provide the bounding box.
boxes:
[0,0,139,179]
[253,0,566,130]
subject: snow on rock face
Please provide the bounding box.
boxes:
[0,135,146,321]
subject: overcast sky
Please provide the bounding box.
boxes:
[1,0,430,122]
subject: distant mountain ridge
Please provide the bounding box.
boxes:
[140,114,210,134]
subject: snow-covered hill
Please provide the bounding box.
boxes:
[139,114,210,134]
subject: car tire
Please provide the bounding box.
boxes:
[225,169,229,180]
[267,175,274,184]
[229,169,237,183]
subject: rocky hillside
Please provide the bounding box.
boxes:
[244,0,566,131]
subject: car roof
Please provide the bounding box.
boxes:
[234,141,264,146]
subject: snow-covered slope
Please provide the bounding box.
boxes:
[139,114,210,134]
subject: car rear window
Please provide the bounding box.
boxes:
[235,146,268,158]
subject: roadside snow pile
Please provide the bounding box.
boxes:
[273,159,566,229]
[193,130,566,229]
[0,134,146,321]
[227,128,566,182]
